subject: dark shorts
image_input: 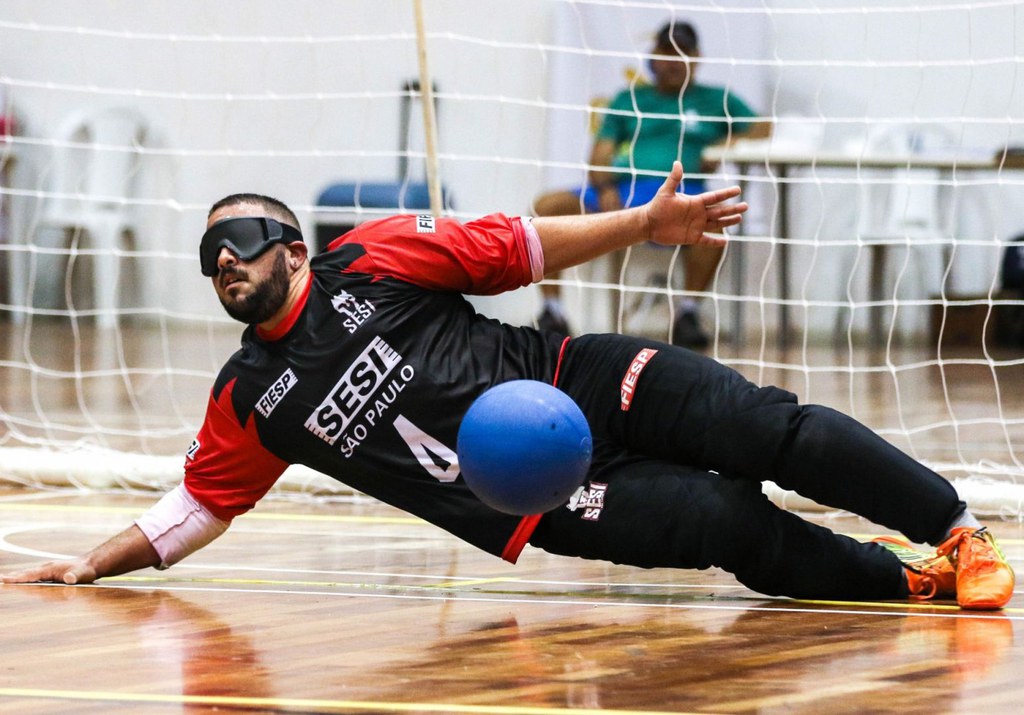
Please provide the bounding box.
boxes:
[577,177,704,212]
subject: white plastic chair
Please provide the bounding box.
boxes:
[11,106,146,327]
[841,123,958,345]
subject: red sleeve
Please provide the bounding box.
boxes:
[183,378,289,521]
[327,213,537,295]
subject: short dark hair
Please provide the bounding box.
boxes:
[208,193,302,233]
[654,20,699,55]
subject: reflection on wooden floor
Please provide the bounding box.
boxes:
[1,490,1021,714]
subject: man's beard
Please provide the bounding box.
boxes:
[218,250,290,324]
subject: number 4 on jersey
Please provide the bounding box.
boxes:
[393,414,460,482]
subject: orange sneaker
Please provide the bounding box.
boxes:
[937,527,1015,610]
[873,535,956,600]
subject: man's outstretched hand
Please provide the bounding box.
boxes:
[2,559,99,585]
[2,525,160,586]
[645,160,747,247]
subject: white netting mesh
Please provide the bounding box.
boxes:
[0,1,1023,514]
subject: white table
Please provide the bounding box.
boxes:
[703,141,1021,347]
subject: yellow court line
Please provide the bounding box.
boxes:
[0,687,702,715]
[794,597,1024,615]
[430,577,518,588]
[105,575,686,603]
[0,503,152,516]
[100,576,1024,617]
[0,503,1020,544]
[0,501,423,525]
[91,575,739,607]
[796,597,965,612]
[21,579,1023,624]
[107,575,418,590]
[241,511,424,525]
[101,574,710,598]
[106,574,521,592]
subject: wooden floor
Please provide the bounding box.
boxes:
[0,321,1023,713]
[0,491,1021,714]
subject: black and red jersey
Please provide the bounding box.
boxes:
[184,213,566,561]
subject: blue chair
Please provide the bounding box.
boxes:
[317,181,435,212]
[313,81,454,251]
[313,181,455,252]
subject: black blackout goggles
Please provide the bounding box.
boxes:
[199,216,304,277]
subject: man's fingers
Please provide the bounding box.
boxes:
[658,161,684,196]
[1,567,46,584]
[645,176,747,248]
[701,185,742,205]
[707,201,749,221]
[1,561,92,585]
[711,214,744,229]
[700,215,742,236]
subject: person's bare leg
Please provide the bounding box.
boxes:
[673,244,725,348]
[683,244,725,295]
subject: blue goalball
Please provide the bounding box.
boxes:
[457,380,593,515]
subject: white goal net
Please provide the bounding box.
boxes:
[0,0,1023,516]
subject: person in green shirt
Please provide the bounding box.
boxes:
[533,20,771,347]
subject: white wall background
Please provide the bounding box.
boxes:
[2,0,1023,337]
[0,0,558,323]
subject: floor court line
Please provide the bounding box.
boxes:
[105,574,753,603]
[1,500,1021,549]
[174,565,751,591]
[2,522,1019,608]
[0,686,700,715]
[0,500,425,525]
[11,579,1021,620]
[0,522,743,590]
[3,503,1019,619]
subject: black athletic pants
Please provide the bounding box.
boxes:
[528,334,965,600]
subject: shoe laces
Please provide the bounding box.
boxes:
[938,527,1000,575]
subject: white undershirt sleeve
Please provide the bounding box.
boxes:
[521,216,545,283]
[134,483,230,569]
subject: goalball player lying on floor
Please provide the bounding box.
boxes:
[1,163,1014,609]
